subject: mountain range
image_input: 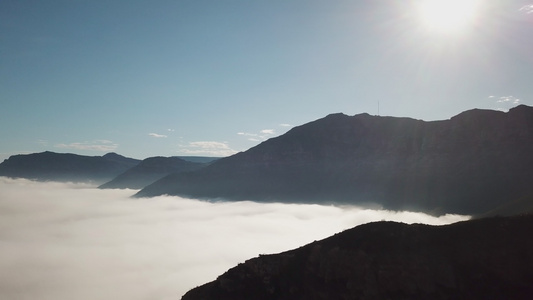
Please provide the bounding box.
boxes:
[182,214,533,300]
[0,152,217,187]
[0,151,140,184]
[136,105,533,216]
[99,156,208,189]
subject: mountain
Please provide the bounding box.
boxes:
[476,193,533,219]
[136,105,533,216]
[182,214,533,300]
[0,151,140,184]
[99,156,207,190]
[176,156,221,164]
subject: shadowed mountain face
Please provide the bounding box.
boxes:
[182,214,533,300]
[0,151,140,184]
[136,105,533,215]
[99,156,207,190]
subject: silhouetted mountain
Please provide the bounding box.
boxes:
[99,156,207,190]
[136,105,533,216]
[182,214,533,300]
[0,151,140,184]
[476,193,533,219]
[176,156,221,164]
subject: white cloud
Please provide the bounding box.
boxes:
[260,129,275,135]
[179,141,237,156]
[0,178,469,300]
[148,133,168,138]
[493,95,522,112]
[519,4,533,14]
[239,124,293,142]
[237,129,277,142]
[54,140,118,152]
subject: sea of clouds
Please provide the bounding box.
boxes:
[0,177,469,300]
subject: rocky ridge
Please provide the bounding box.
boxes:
[182,214,533,300]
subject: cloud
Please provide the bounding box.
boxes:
[36,139,49,146]
[148,133,168,138]
[519,4,533,14]
[179,141,237,156]
[0,177,469,300]
[54,140,118,152]
[239,124,293,142]
[260,129,275,135]
[492,95,522,112]
[237,128,277,142]
[496,95,520,104]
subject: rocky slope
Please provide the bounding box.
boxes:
[182,214,533,300]
[0,151,140,184]
[99,156,207,189]
[137,105,533,216]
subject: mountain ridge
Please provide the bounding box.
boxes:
[99,156,207,190]
[136,105,533,216]
[0,151,141,184]
[182,213,533,300]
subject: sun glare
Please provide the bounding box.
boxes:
[417,0,479,34]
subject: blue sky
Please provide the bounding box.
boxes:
[1,0,532,161]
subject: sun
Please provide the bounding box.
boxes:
[416,0,480,34]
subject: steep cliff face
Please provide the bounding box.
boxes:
[137,105,533,215]
[182,214,533,300]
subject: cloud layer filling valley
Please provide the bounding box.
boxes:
[0,177,469,300]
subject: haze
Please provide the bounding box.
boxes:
[0,177,468,299]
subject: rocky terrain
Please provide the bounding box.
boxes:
[182,214,533,300]
[137,105,533,216]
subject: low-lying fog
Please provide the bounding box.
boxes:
[0,177,469,300]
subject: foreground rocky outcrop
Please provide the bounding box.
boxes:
[182,214,533,300]
[0,151,140,184]
[137,105,533,216]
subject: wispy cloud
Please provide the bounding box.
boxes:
[496,95,521,104]
[493,95,521,112]
[519,4,533,14]
[179,141,237,156]
[238,124,293,143]
[260,129,275,135]
[36,139,49,146]
[237,129,275,142]
[148,133,167,138]
[54,140,118,152]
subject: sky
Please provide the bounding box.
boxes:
[1,0,533,161]
[0,178,468,299]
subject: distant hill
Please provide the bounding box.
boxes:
[176,156,221,164]
[0,151,140,184]
[476,193,533,219]
[182,214,533,300]
[99,156,207,190]
[136,105,533,216]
